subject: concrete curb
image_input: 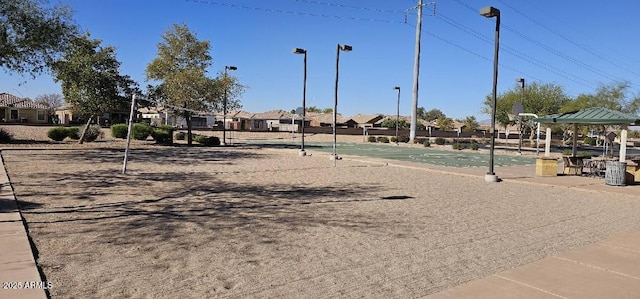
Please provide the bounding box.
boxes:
[0,151,48,299]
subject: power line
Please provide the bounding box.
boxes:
[293,0,405,14]
[435,13,597,88]
[451,0,636,86]
[495,0,640,79]
[185,0,406,24]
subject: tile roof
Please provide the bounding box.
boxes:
[307,112,351,124]
[350,114,383,124]
[0,93,49,109]
[252,109,294,120]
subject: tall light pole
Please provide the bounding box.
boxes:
[333,44,352,166]
[223,65,237,145]
[394,86,401,144]
[516,77,525,154]
[480,6,501,183]
[293,48,307,156]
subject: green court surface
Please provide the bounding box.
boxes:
[257,142,537,168]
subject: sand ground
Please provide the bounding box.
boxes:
[2,125,640,298]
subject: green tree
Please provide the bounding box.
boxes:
[322,108,333,114]
[483,81,570,141]
[1,0,77,76]
[436,116,454,131]
[380,118,409,129]
[423,108,446,121]
[462,115,479,131]
[560,81,640,145]
[306,106,322,113]
[146,24,244,145]
[51,34,136,143]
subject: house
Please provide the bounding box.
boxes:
[218,110,254,130]
[0,93,50,124]
[307,112,355,128]
[139,105,216,128]
[350,114,384,128]
[251,110,298,131]
[54,105,129,126]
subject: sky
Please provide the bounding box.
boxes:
[2,0,639,121]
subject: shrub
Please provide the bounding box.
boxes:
[151,128,173,145]
[583,137,596,146]
[452,143,467,150]
[111,124,129,139]
[398,135,410,143]
[47,127,68,141]
[132,123,152,140]
[470,143,479,150]
[367,136,376,143]
[435,137,446,145]
[0,128,13,143]
[195,135,220,146]
[634,141,640,147]
[82,125,103,142]
[390,136,398,143]
[562,149,591,158]
[66,127,80,140]
[423,139,431,147]
[151,125,174,145]
[377,136,390,143]
[175,132,186,140]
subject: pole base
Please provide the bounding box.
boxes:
[484,174,499,183]
[299,150,307,157]
[329,154,341,161]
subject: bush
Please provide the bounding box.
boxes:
[111,124,129,139]
[367,136,376,142]
[390,136,398,143]
[398,135,410,143]
[470,143,479,150]
[47,127,68,141]
[583,137,597,146]
[562,149,592,158]
[66,127,80,140]
[0,128,13,143]
[377,136,390,143]
[151,128,173,145]
[634,141,640,147]
[452,143,467,150]
[435,137,446,145]
[175,132,186,140]
[82,125,102,142]
[132,123,152,140]
[194,135,220,146]
[423,139,431,147]
[151,125,174,145]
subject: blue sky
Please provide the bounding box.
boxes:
[2,0,639,120]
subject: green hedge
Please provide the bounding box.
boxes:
[0,129,13,143]
[151,125,174,145]
[47,127,68,141]
[111,124,129,139]
[132,123,152,140]
[194,135,220,146]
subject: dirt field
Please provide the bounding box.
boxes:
[3,125,640,298]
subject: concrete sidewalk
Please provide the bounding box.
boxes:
[426,229,640,299]
[0,153,47,299]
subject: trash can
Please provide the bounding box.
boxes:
[605,161,626,186]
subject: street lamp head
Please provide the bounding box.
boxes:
[293,48,307,54]
[339,44,353,52]
[480,6,500,18]
[516,78,524,83]
[225,66,237,71]
[393,86,400,90]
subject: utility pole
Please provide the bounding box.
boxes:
[408,1,435,143]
